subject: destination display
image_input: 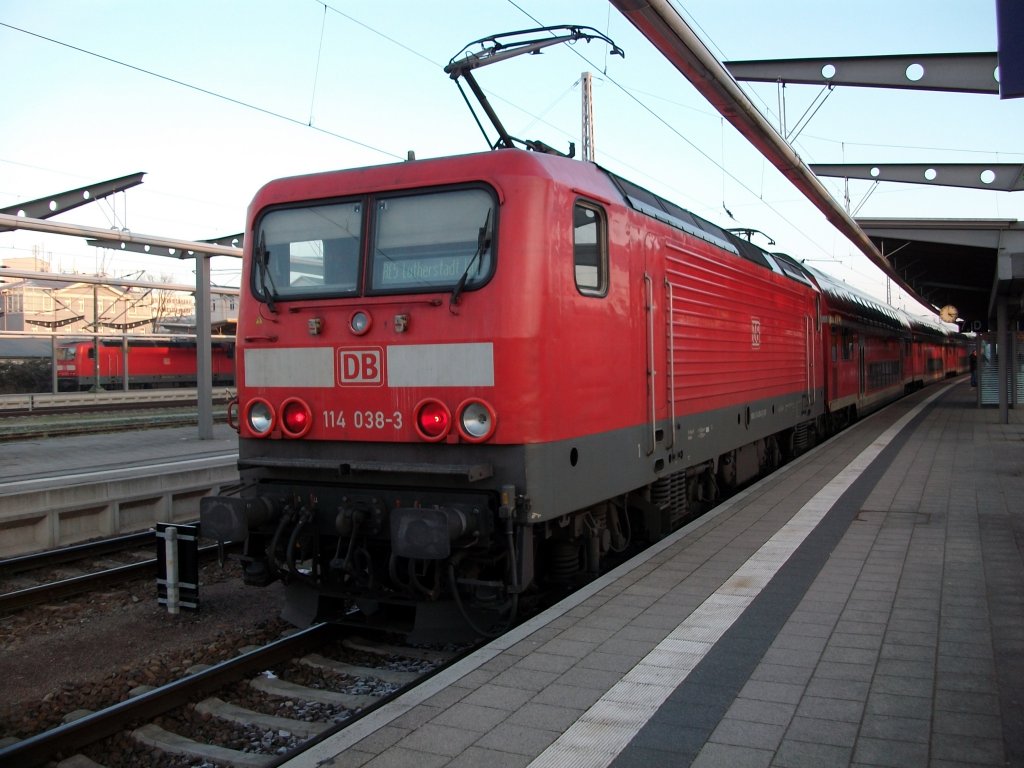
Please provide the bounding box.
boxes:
[375,251,474,290]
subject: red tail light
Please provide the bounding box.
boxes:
[415,399,451,441]
[281,398,313,438]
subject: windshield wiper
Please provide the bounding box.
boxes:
[450,209,492,308]
[254,230,278,313]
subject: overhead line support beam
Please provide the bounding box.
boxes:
[0,213,242,258]
[724,53,999,94]
[812,163,1024,192]
[0,173,146,232]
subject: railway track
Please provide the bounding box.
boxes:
[0,405,231,441]
[0,530,157,578]
[0,530,232,614]
[0,624,465,768]
[0,388,235,441]
[0,388,235,417]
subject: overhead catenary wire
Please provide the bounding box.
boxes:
[308,3,328,126]
[316,0,436,67]
[0,20,405,162]
[5,3,1015,297]
[504,0,830,258]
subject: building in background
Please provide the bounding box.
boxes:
[1,256,196,336]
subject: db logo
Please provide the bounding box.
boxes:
[338,348,383,386]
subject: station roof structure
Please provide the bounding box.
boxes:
[610,0,1023,334]
[854,218,1024,332]
[718,49,1024,332]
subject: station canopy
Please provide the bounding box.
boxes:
[856,217,1024,333]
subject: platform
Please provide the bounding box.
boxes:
[0,423,238,556]
[283,379,1023,768]
[0,421,236,482]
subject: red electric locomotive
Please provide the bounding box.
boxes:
[200,148,963,636]
[56,338,235,391]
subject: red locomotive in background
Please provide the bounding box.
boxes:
[56,338,235,391]
[200,148,965,637]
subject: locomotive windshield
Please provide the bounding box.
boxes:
[256,202,363,299]
[254,186,495,301]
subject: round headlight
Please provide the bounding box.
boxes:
[246,398,275,437]
[457,399,497,442]
[350,310,371,335]
[280,397,313,438]
[415,399,451,442]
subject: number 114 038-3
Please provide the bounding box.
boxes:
[322,410,403,430]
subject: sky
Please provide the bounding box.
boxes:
[1,0,1021,313]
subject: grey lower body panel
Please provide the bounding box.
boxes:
[522,389,824,521]
[236,388,823,524]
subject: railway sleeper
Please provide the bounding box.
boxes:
[194,697,330,739]
[340,635,454,664]
[131,722,272,768]
[249,675,376,709]
[299,653,421,686]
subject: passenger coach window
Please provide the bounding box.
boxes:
[574,202,607,296]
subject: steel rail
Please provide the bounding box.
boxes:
[0,530,156,577]
[0,388,236,415]
[0,559,159,614]
[0,402,233,443]
[0,623,336,768]
[0,543,230,614]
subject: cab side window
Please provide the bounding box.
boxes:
[573,201,608,297]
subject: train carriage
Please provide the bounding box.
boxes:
[909,314,956,386]
[810,268,911,424]
[944,334,969,376]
